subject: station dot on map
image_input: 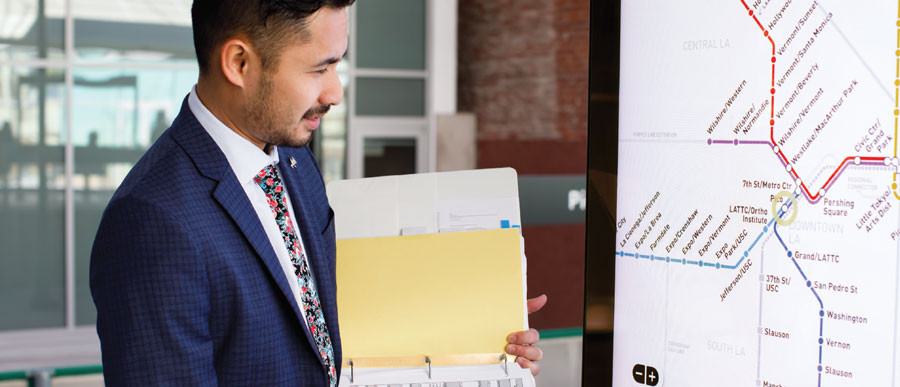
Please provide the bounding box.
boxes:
[781,204,789,213]
[895,109,899,116]
[773,146,779,154]
[707,139,712,145]
[763,226,768,232]
[896,49,900,57]
[806,280,811,287]
[893,183,898,190]
[886,157,893,165]
[716,263,720,269]
[771,56,776,63]
[896,20,900,27]
[855,156,861,164]
[896,79,900,86]
[744,251,749,258]
[770,88,776,94]
[749,10,753,16]
[787,251,793,257]
[786,164,792,172]
[818,366,823,372]
[764,30,769,37]
[819,338,823,344]
[734,139,739,145]
[820,310,824,316]
[795,178,802,186]
[770,119,775,126]
[819,189,825,197]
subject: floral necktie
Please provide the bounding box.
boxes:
[255,164,336,386]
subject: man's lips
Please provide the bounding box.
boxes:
[303,116,321,130]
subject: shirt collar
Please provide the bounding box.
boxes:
[188,85,279,183]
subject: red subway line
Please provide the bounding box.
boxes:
[771,64,775,87]
[821,157,884,189]
[752,15,766,33]
[738,2,889,202]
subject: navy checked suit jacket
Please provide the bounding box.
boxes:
[90,97,341,386]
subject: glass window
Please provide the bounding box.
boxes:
[72,67,197,326]
[355,0,425,70]
[314,60,349,183]
[73,0,194,64]
[356,77,425,117]
[363,137,416,177]
[0,0,66,60]
[0,66,66,331]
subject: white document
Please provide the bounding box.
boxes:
[338,362,535,387]
[327,168,520,239]
[437,197,521,233]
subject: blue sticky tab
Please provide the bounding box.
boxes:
[501,220,511,228]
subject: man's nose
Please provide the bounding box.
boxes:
[320,68,344,107]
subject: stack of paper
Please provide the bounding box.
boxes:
[329,169,536,387]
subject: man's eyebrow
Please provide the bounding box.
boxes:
[312,50,349,68]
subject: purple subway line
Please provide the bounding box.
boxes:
[707,138,772,146]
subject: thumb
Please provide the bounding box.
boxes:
[527,294,548,314]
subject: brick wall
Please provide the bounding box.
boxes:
[458,0,590,330]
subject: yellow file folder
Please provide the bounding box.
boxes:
[336,228,526,365]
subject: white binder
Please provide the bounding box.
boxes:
[326,168,536,387]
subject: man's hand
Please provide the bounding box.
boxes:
[505,294,548,376]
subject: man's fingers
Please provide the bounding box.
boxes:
[505,343,543,362]
[526,294,548,314]
[516,357,541,376]
[507,328,540,345]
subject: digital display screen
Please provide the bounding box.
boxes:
[613,1,900,385]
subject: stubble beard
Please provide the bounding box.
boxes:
[244,74,312,148]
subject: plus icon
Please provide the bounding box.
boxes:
[632,364,660,385]
[646,366,659,386]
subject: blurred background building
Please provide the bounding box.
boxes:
[0,0,591,385]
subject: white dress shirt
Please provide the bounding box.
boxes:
[188,86,311,325]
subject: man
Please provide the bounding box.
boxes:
[90,1,545,385]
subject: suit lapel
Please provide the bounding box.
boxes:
[211,177,321,356]
[276,149,339,338]
[169,97,321,358]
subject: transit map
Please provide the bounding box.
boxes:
[614,1,900,385]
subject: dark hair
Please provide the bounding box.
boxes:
[191,0,355,74]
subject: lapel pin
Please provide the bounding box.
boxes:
[289,156,297,169]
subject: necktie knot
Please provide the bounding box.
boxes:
[254,164,281,195]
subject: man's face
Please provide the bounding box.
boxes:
[243,7,348,148]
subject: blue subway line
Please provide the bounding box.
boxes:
[616,217,775,270]
[618,201,824,385]
[773,214,825,387]
[812,288,824,309]
[746,224,767,252]
[775,223,824,310]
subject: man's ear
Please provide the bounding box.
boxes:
[219,38,254,88]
